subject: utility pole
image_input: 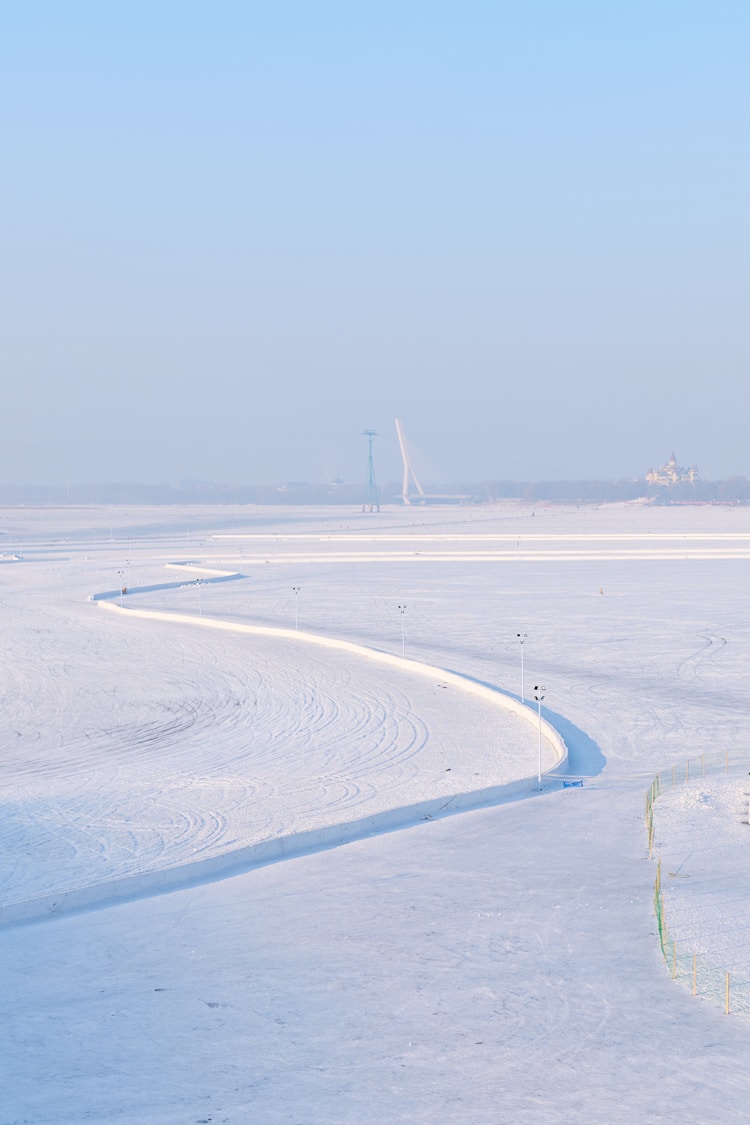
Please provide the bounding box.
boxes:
[534,685,546,789]
[517,632,527,702]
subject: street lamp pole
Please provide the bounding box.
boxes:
[292,587,300,631]
[196,577,203,616]
[398,604,407,658]
[534,685,546,789]
[517,633,527,702]
[117,570,125,608]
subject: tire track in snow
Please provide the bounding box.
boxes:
[676,631,728,683]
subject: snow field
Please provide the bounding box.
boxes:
[0,534,562,918]
[4,501,750,1122]
[649,750,750,1015]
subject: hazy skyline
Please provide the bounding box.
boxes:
[3,3,748,487]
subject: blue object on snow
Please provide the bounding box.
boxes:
[563,779,584,788]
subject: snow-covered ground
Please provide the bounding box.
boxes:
[650,753,750,1012]
[3,500,750,1123]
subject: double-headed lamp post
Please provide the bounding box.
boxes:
[398,604,407,658]
[517,633,527,702]
[196,577,204,616]
[534,685,546,789]
[117,570,125,608]
[292,587,300,631]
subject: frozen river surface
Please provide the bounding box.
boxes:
[3,499,750,1124]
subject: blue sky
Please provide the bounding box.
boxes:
[2,2,748,485]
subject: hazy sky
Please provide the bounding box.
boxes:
[2,2,748,486]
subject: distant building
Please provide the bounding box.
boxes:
[646,452,699,487]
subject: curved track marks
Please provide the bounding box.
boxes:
[0,577,539,907]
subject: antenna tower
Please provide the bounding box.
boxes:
[362,430,380,512]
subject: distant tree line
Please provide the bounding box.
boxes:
[475,478,750,503]
[1,477,750,505]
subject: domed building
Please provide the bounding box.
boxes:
[646,452,699,486]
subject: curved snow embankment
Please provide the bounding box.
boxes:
[1,774,550,927]
[0,588,568,927]
[90,562,242,602]
[96,596,566,764]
